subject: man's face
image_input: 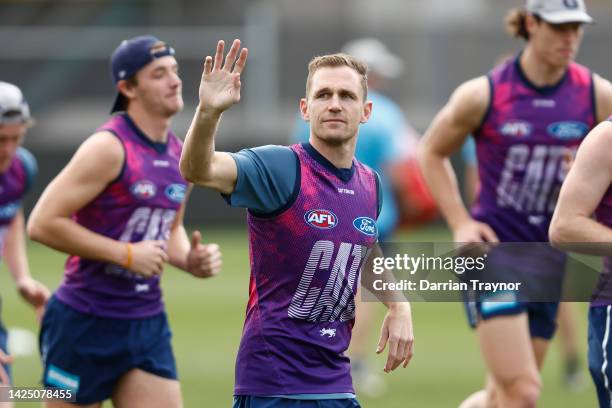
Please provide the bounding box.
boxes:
[127,55,183,117]
[0,123,26,172]
[528,16,584,68]
[300,66,372,146]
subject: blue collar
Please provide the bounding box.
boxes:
[301,142,354,182]
[514,52,568,95]
[122,113,168,154]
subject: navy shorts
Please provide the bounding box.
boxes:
[0,320,11,384]
[233,396,361,408]
[39,296,177,405]
[588,305,612,408]
[464,294,559,340]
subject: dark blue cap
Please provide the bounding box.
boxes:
[109,35,175,114]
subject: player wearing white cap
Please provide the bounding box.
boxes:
[0,82,50,408]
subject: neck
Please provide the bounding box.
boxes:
[126,105,171,143]
[519,46,568,87]
[309,136,355,169]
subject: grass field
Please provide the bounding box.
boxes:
[0,225,596,407]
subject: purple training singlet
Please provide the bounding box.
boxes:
[472,56,595,242]
[55,114,187,319]
[0,147,35,255]
[234,144,379,395]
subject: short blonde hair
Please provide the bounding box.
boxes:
[305,53,368,100]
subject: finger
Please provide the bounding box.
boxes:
[376,323,388,354]
[213,40,225,71]
[152,240,167,249]
[403,339,414,368]
[482,225,499,243]
[223,39,241,72]
[233,48,248,74]
[159,250,169,263]
[385,336,400,372]
[204,56,213,75]
[191,230,202,249]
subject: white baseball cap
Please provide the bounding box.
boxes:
[527,0,593,24]
[0,82,33,125]
[342,38,404,79]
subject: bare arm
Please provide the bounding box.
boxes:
[418,76,498,242]
[360,244,414,372]
[180,39,248,194]
[594,74,612,123]
[27,132,167,277]
[550,121,612,254]
[3,210,50,318]
[166,186,222,278]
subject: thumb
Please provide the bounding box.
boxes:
[191,230,202,249]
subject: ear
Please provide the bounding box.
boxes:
[299,98,310,122]
[360,100,373,124]
[525,13,540,36]
[117,79,137,101]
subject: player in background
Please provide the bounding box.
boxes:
[418,0,612,406]
[0,82,50,408]
[180,39,414,407]
[550,119,612,407]
[462,133,587,391]
[27,36,222,408]
[291,37,414,397]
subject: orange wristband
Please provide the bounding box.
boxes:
[123,243,133,269]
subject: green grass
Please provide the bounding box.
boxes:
[0,225,596,407]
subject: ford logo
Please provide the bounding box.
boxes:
[353,217,377,237]
[547,121,589,140]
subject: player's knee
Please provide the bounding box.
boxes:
[498,374,541,407]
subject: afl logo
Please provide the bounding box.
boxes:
[500,120,532,138]
[165,184,186,203]
[130,180,157,200]
[353,217,377,237]
[305,209,338,229]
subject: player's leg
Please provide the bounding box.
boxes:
[0,319,13,408]
[587,305,612,408]
[111,369,181,408]
[40,296,129,407]
[556,302,586,389]
[112,311,180,408]
[477,313,541,408]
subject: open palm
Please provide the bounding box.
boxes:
[199,39,248,113]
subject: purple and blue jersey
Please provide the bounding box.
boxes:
[226,142,380,396]
[472,56,595,242]
[55,114,187,319]
[0,147,36,255]
[591,116,612,306]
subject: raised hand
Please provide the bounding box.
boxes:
[199,39,248,114]
[186,230,222,278]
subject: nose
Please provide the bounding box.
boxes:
[328,94,342,112]
[169,71,182,88]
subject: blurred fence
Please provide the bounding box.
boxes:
[2,0,612,225]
